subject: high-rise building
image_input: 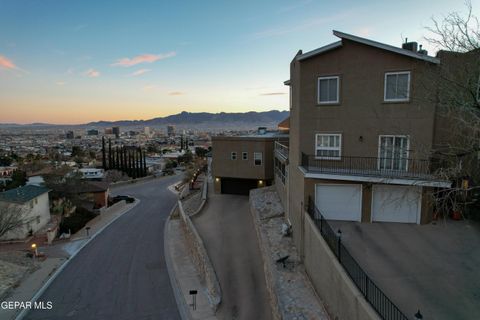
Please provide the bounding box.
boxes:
[104,128,113,135]
[167,125,176,137]
[112,127,120,138]
[66,131,74,139]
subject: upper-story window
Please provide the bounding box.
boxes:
[231,152,237,160]
[242,152,248,160]
[384,71,410,102]
[317,76,339,104]
[315,133,342,160]
[254,152,263,166]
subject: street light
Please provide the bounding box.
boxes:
[31,243,38,256]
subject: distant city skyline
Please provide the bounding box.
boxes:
[0,0,476,124]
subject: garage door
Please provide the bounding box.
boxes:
[221,178,258,195]
[315,184,362,221]
[372,185,421,223]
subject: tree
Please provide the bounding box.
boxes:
[0,203,33,239]
[5,170,27,191]
[424,1,480,218]
[195,147,208,158]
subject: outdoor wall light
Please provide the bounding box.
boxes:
[215,177,220,182]
[259,180,264,185]
[359,136,363,142]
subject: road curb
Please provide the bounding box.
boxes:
[15,198,141,320]
[164,204,190,320]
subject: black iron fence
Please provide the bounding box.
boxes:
[301,153,432,180]
[307,197,409,320]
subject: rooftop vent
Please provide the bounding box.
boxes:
[402,38,418,53]
[257,127,267,135]
[418,44,428,55]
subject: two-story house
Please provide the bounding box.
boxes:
[283,31,455,250]
[0,185,51,240]
[212,128,288,195]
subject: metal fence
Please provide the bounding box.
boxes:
[301,153,432,180]
[307,197,409,320]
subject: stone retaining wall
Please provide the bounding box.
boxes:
[109,175,155,188]
[177,200,221,311]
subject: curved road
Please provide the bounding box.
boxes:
[25,175,182,320]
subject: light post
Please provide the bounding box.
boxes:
[414,310,423,319]
[31,243,37,264]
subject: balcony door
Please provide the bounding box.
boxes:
[378,135,409,171]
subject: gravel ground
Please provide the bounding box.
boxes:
[0,251,36,299]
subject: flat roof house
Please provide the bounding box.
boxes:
[0,185,51,240]
[212,130,288,195]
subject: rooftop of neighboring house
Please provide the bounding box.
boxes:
[0,185,50,204]
[213,127,289,141]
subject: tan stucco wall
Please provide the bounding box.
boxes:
[304,213,381,320]
[211,137,276,180]
[297,39,438,161]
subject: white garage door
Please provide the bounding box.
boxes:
[315,184,362,221]
[372,185,421,223]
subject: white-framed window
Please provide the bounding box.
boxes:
[231,152,237,160]
[242,152,248,160]
[315,134,342,159]
[254,152,263,166]
[384,71,410,102]
[378,135,409,171]
[317,76,339,104]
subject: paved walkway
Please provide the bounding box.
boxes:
[192,187,273,320]
[165,216,218,320]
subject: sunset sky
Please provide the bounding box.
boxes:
[0,0,476,124]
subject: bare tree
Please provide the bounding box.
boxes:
[424,1,480,218]
[0,203,33,239]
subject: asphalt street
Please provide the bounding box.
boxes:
[25,175,182,320]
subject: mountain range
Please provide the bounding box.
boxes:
[0,110,290,130]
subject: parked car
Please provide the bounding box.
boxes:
[112,195,135,203]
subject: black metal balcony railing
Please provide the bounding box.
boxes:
[301,153,433,180]
[307,197,409,320]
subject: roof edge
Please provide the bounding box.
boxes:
[333,30,440,64]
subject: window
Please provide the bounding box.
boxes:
[317,76,339,104]
[378,135,409,171]
[242,152,248,160]
[315,134,342,159]
[384,72,410,101]
[254,152,263,166]
[231,152,237,160]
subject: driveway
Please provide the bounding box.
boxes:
[329,219,480,320]
[25,175,182,320]
[192,190,273,320]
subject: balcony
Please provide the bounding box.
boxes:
[274,141,289,161]
[301,153,437,181]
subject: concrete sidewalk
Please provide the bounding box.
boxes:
[164,215,218,320]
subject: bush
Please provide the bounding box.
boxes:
[59,207,96,234]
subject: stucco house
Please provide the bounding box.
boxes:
[0,185,51,240]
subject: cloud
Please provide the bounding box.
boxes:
[259,92,287,96]
[130,68,151,77]
[74,24,88,32]
[84,69,100,78]
[354,27,373,37]
[56,81,66,86]
[0,55,17,70]
[112,52,176,67]
[278,0,312,13]
[169,91,184,96]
